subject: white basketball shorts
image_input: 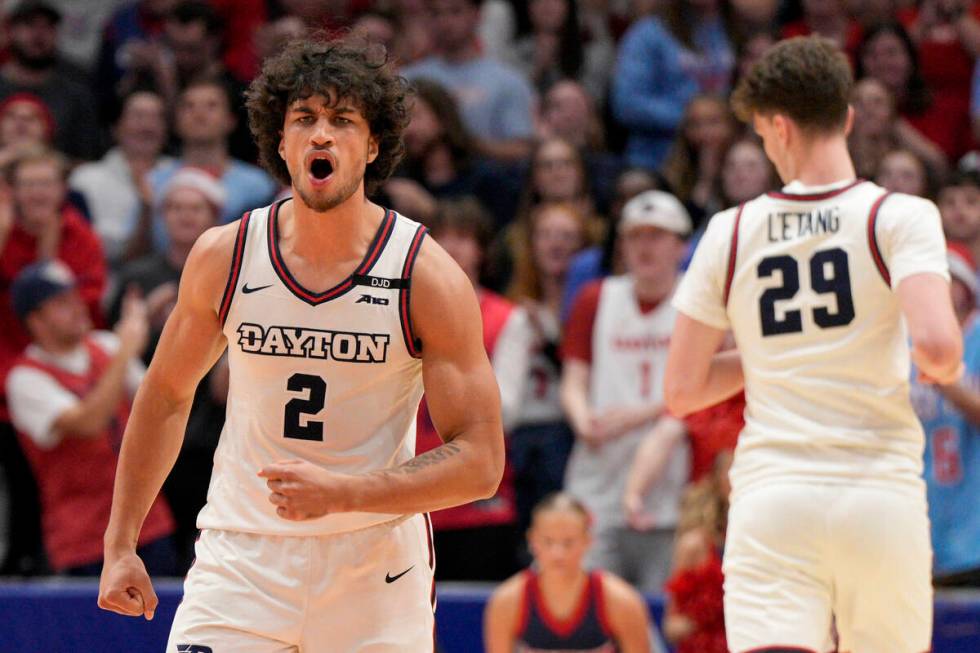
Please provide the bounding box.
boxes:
[167,514,435,653]
[723,482,932,653]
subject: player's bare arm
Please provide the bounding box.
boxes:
[483,573,525,653]
[98,222,237,619]
[623,416,686,530]
[664,315,743,417]
[258,236,505,518]
[898,273,964,384]
[599,572,653,653]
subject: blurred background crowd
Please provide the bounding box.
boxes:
[1,0,980,649]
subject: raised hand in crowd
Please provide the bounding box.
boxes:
[115,288,150,361]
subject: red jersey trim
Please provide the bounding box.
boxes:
[867,192,892,287]
[218,211,252,327]
[267,201,396,306]
[516,570,533,638]
[723,203,746,306]
[766,179,864,201]
[399,224,428,358]
[591,571,614,639]
[529,570,593,638]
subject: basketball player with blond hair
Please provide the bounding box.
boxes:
[98,37,505,651]
[666,36,962,653]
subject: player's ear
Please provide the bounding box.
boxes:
[278,132,285,160]
[843,105,855,138]
[366,134,379,164]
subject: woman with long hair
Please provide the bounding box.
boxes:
[506,202,598,535]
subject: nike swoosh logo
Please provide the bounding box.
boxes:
[385,565,414,583]
[242,283,273,294]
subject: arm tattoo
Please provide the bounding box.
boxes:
[394,441,462,475]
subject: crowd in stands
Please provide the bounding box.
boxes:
[1,0,980,648]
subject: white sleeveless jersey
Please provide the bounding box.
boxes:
[197,200,428,535]
[674,179,949,495]
[565,275,689,529]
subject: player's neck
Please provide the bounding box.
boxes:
[284,193,384,263]
[537,567,587,594]
[785,136,855,187]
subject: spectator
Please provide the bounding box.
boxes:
[560,190,692,592]
[505,0,614,102]
[733,29,776,84]
[95,0,178,121]
[660,451,732,653]
[416,197,523,581]
[253,14,308,64]
[400,0,537,162]
[717,137,778,208]
[938,170,980,265]
[661,95,738,227]
[611,0,735,170]
[487,136,596,290]
[484,493,654,653]
[910,247,980,587]
[69,91,172,267]
[536,80,623,215]
[138,77,277,255]
[561,167,665,321]
[901,0,980,161]
[4,261,176,576]
[848,77,948,183]
[107,168,227,574]
[0,147,107,384]
[0,92,54,163]
[876,148,933,198]
[115,1,255,162]
[0,1,101,160]
[387,78,519,226]
[780,0,863,57]
[506,202,595,536]
[856,21,964,161]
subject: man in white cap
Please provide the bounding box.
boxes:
[560,189,692,591]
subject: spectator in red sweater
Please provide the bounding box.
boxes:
[0,146,106,390]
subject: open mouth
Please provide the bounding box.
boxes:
[308,155,334,181]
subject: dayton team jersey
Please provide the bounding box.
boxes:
[674,179,949,495]
[197,200,427,536]
[516,570,617,653]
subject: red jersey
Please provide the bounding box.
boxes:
[12,337,173,570]
[416,289,517,530]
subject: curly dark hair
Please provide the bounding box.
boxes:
[245,36,410,195]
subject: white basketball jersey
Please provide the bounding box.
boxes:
[198,201,427,535]
[565,275,690,529]
[674,179,949,495]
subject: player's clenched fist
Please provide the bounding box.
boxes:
[98,551,158,620]
[258,459,356,520]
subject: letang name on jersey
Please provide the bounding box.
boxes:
[237,322,389,362]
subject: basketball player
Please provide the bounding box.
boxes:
[484,493,652,653]
[97,38,505,652]
[665,37,963,653]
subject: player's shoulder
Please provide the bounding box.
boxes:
[489,570,529,605]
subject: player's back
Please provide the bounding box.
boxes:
[715,179,946,491]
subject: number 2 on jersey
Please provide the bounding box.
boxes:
[283,373,326,441]
[758,247,855,336]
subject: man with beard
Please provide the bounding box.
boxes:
[98,37,505,652]
[0,1,100,160]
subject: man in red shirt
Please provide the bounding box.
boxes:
[5,261,175,575]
